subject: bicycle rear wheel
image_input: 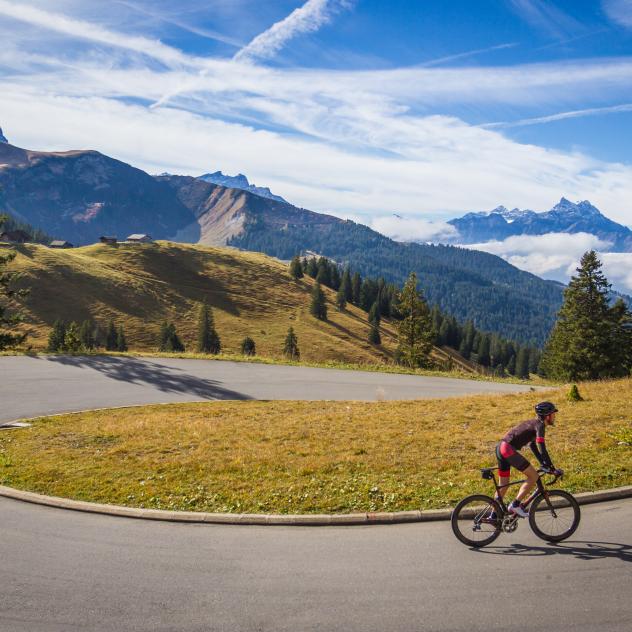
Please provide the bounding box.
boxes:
[451,494,502,548]
[528,490,580,542]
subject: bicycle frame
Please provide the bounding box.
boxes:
[484,468,555,514]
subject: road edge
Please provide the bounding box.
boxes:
[0,484,630,526]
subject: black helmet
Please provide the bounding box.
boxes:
[535,401,558,417]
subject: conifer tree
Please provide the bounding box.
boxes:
[197,301,220,354]
[351,272,361,305]
[241,336,256,356]
[158,321,170,351]
[336,285,347,311]
[65,321,82,353]
[395,272,434,368]
[289,256,303,280]
[79,320,95,350]
[368,300,381,326]
[284,326,300,360]
[310,282,327,321]
[305,258,318,278]
[478,334,491,367]
[330,264,341,291]
[106,320,118,351]
[47,319,66,352]
[340,266,353,303]
[515,346,530,379]
[540,251,627,380]
[116,325,128,352]
[368,322,381,345]
[316,258,331,287]
[0,250,28,350]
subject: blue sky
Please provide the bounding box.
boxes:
[1,0,631,234]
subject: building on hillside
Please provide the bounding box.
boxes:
[99,236,118,245]
[125,234,153,243]
[0,230,30,244]
[49,240,74,249]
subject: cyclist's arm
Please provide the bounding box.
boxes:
[529,438,553,469]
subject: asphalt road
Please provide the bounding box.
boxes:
[0,355,541,423]
[1,496,630,632]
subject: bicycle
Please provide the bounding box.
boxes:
[451,467,581,548]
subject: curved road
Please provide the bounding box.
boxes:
[0,354,542,423]
[1,496,630,631]
[2,355,629,631]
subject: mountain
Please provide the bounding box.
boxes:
[0,142,199,244]
[198,171,287,203]
[449,198,632,251]
[0,139,565,345]
[0,128,7,143]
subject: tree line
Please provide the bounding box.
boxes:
[290,254,540,376]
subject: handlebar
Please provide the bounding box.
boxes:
[538,467,563,484]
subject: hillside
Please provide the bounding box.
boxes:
[0,139,565,345]
[6,241,472,370]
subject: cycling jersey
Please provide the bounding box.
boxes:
[496,417,553,476]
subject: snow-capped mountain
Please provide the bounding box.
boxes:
[198,171,287,203]
[449,198,632,252]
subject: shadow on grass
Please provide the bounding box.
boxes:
[474,540,631,563]
[43,354,252,401]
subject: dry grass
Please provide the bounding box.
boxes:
[8,242,402,365]
[1,379,629,513]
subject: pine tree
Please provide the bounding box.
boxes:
[117,325,128,352]
[515,346,530,379]
[289,256,303,280]
[0,250,28,350]
[368,300,381,326]
[241,336,256,356]
[79,320,95,350]
[158,321,170,351]
[351,272,361,305]
[396,272,434,368]
[65,321,82,353]
[105,320,118,351]
[478,334,491,367]
[47,319,66,352]
[284,326,300,360]
[540,251,625,380]
[310,282,327,321]
[340,266,353,303]
[197,301,220,354]
[336,285,347,311]
[316,258,331,287]
[368,323,381,345]
[608,298,632,376]
[305,258,318,278]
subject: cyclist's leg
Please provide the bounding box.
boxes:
[514,462,538,502]
[495,443,511,501]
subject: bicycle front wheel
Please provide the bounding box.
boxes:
[451,494,502,548]
[528,490,581,542]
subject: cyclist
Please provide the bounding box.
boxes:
[494,401,563,518]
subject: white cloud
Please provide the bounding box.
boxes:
[602,252,632,292]
[484,103,632,128]
[464,232,632,293]
[370,216,459,243]
[234,0,353,63]
[1,2,632,229]
[603,0,632,28]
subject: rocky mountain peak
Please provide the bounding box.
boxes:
[0,127,8,144]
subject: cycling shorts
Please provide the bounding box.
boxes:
[495,441,530,477]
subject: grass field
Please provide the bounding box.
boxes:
[7,241,475,371]
[1,378,629,514]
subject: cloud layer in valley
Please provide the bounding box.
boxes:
[463,232,632,293]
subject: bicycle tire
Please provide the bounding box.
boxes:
[528,490,580,542]
[451,494,502,548]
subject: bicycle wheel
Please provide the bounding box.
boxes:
[451,494,502,548]
[528,490,581,542]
